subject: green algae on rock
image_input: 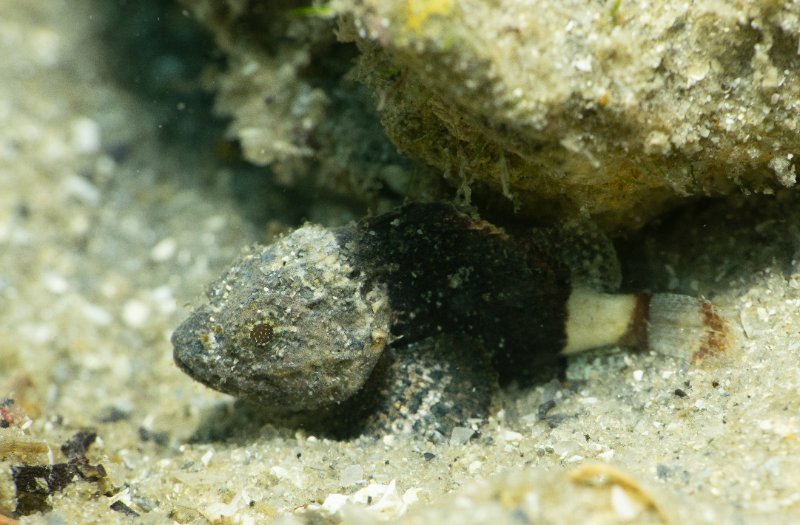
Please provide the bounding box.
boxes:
[182,0,800,229]
[336,0,800,227]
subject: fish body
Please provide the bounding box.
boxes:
[172,203,730,438]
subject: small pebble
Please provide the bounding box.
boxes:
[499,430,523,442]
[80,301,113,326]
[449,426,475,446]
[339,464,363,487]
[71,117,102,154]
[321,493,349,514]
[63,173,101,205]
[149,285,176,315]
[122,299,151,328]
[30,27,61,66]
[41,271,69,294]
[200,448,214,467]
[150,237,177,262]
[205,492,245,520]
[597,449,615,461]
[610,484,644,520]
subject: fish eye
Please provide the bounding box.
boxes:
[249,322,275,348]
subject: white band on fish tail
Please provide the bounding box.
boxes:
[562,288,639,355]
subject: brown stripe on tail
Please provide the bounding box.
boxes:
[560,290,731,360]
[643,293,731,362]
[619,294,651,349]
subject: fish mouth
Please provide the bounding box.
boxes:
[171,307,226,386]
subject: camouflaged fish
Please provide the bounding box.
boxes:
[172,202,731,439]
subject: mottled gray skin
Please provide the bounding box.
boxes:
[172,225,392,412]
[172,203,573,437]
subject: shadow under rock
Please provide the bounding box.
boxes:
[616,192,800,297]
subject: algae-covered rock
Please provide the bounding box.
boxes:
[181,0,434,205]
[184,0,800,228]
[336,0,800,227]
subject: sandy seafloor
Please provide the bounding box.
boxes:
[2,2,800,524]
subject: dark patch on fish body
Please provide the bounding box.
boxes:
[344,202,571,384]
